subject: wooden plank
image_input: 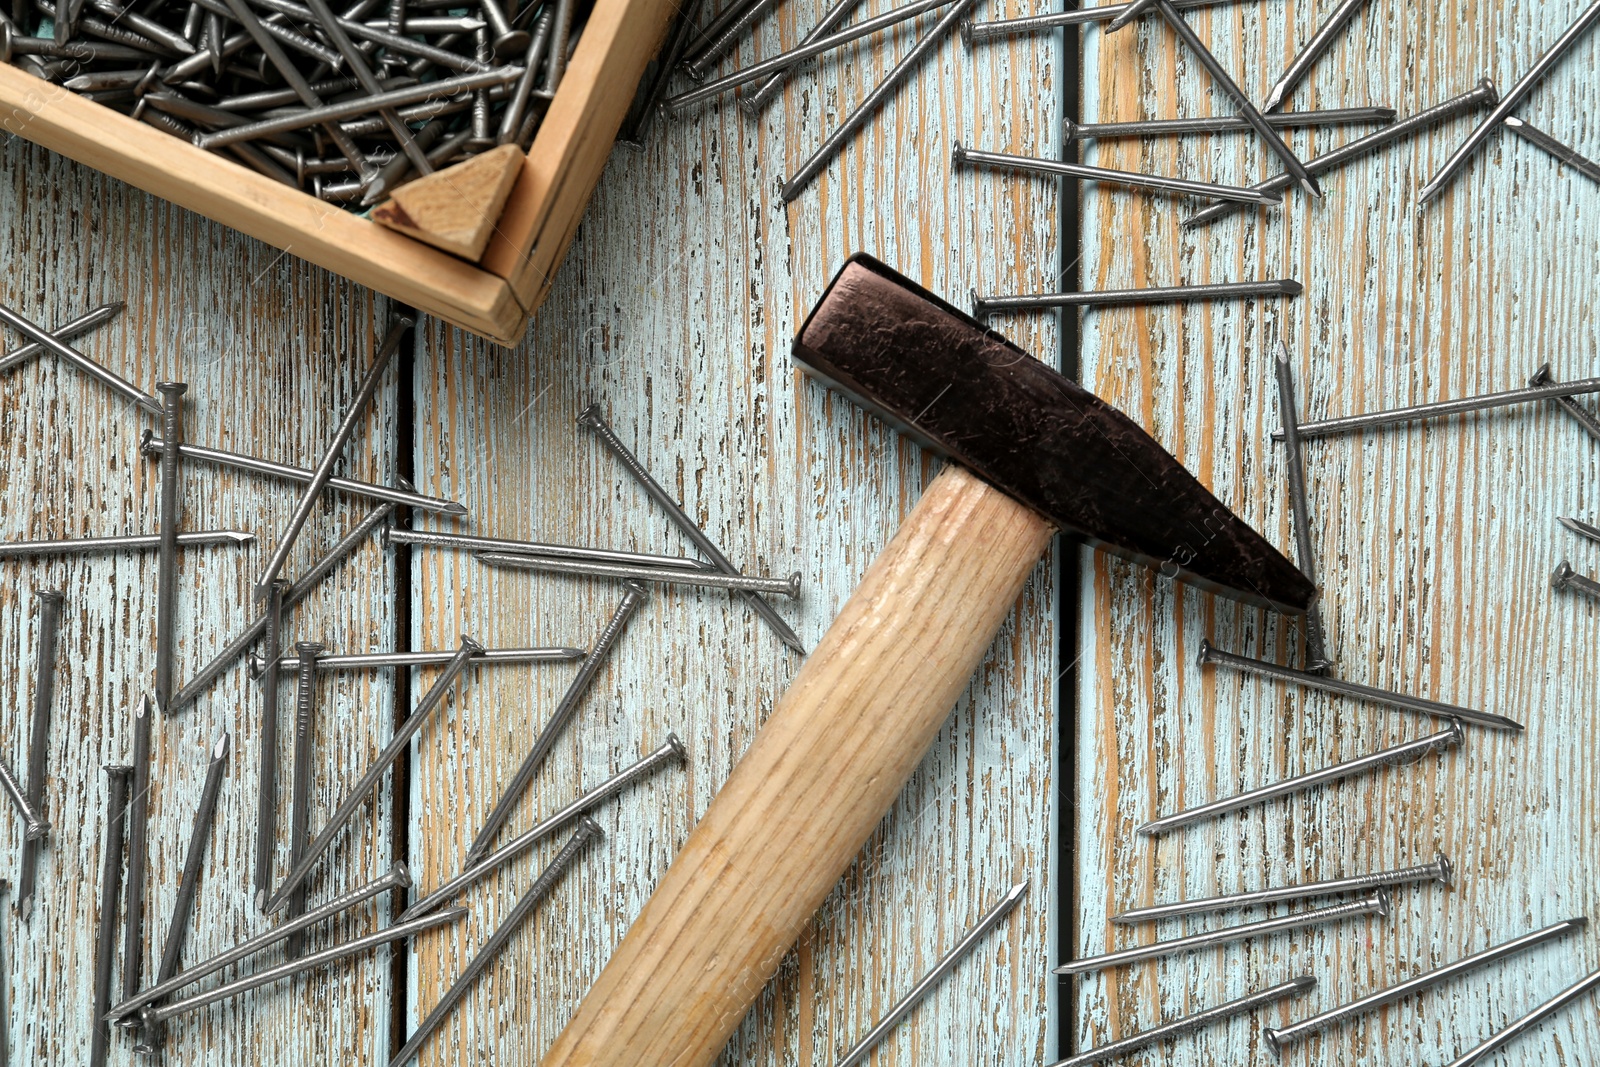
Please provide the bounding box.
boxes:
[407,0,1063,1060]
[0,137,403,1062]
[1075,0,1600,1063]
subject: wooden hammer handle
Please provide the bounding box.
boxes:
[540,465,1055,1067]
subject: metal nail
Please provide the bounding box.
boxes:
[1105,0,1155,31]
[387,821,601,1067]
[974,279,1301,317]
[617,0,707,144]
[782,0,975,201]
[17,589,63,916]
[1048,976,1317,1067]
[464,591,644,864]
[1056,892,1389,975]
[384,525,708,571]
[255,319,410,599]
[136,906,467,1027]
[0,757,48,841]
[1262,0,1369,111]
[1273,342,1331,672]
[1185,80,1499,228]
[137,730,231,1053]
[110,861,411,1023]
[1140,721,1464,836]
[665,0,954,113]
[1199,639,1520,732]
[683,0,779,80]
[304,0,433,174]
[1275,373,1600,440]
[1265,918,1589,1051]
[254,580,288,904]
[1063,106,1396,142]
[166,503,395,713]
[1443,966,1600,1067]
[1419,0,1600,203]
[541,0,574,93]
[1559,517,1600,546]
[1552,560,1600,601]
[284,642,324,953]
[90,766,133,1067]
[121,694,155,1000]
[1506,116,1600,186]
[741,0,855,112]
[0,302,123,372]
[965,0,1235,40]
[1151,0,1321,197]
[253,646,586,675]
[475,552,803,597]
[154,382,187,711]
[1529,364,1600,443]
[401,735,685,919]
[952,142,1283,204]
[265,638,484,913]
[1113,853,1453,924]
[0,301,160,414]
[0,531,253,559]
[579,404,805,653]
[836,881,1027,1067]
[497,8,555,144]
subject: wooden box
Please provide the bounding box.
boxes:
[0,0,675,346]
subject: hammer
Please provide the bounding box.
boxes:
[539,255,1316,1067]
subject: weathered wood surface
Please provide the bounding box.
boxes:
[1076,0,1600,1064]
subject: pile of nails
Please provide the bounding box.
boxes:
[0,301,804,1065]
[0,0,588,205]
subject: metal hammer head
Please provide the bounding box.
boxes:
[793,254,1316,615]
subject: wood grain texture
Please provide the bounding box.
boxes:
[373,146,527,262]
[1075,0,1599,1064]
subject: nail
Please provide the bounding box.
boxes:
[358,118,451,206]
[154,382,187,711]
[1528,364,1600,443]
[255,318,410,600]
[463,591,643,864]
[121,694,155,1001]
[387,821,601,1067]
[1265,918,1589,1051]
[1419,0,1600,204]
[136,906,467,1027]
[782,0,975,201]
[679,0,765,72]
[1185,80,1499,228]
[166,503,395,713]
[682,0,779,80]
[265,638,484,913]
[477,0,530,54]
[0,302,122,373]
[952,142,1283,204]
[1056,891,1389,975]
[1140,721,1464,836]
[1047,976,1316,1067]
[386,526,709,570]
[974,279,1301,316]
[540,0,573,93]
[110,862,411,1023]
[1200,640,1520,731]
[137,730,230,1053]
[198,68,519,148]
[0,301,160,413]
[1443,966,1600,1067]
[665,0,954,113]
[497,8,555,143]
[1505,116,1600,186]
[617,0,706,144]
[1273,342,1331,672]
[836,881,1028,1067]
[1262,0,1369,111]
[0,757,48,840]
[283,642,323,953]
[1273,374,1600,440]
[471,28,495,145]
[579,404,805,653]
[363,14,488,33]
[965,0,1236,41]
[254,581,288,904]
[401,735,685,919]
[1113,853,1453,924]
[741,0,854,112]
[0,531,253,559]
[252,646,587,675]
[1151,0,1321,197]
[213,0,347,69]
[1063,106,1396,142]
[90,766,133,1067]
[303,0,434,174]
[1552,560,1600,600]
[476,552,803,598]
[1105,0,1155,31]
[18,588,64,916]
[1559,517,1600,546]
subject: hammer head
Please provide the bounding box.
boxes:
[793,254,1316,615]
